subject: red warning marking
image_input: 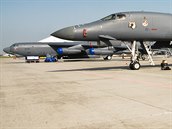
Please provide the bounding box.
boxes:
[83,29,87,38]
[89,42,93,48]
[151,28,158,31]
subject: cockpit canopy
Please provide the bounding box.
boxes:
[11,44,18,47]
[101,13,126,21]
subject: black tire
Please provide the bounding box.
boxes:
[133,62,140,70]
[103,55,112,61]
[129,63,134,70]
[129,62,141,70]
[107,55,112,60]
[103,57,108,60]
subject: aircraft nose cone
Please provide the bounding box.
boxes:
[51,26,74,40]
[3,47,11,54]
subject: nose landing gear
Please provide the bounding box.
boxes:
[129,41,155,70]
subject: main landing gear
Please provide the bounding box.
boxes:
[129,41,140,70]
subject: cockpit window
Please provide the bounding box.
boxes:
[74,24,84,29]
[101,14,116,21]
[101,13,126,21]
[116,13,126,20]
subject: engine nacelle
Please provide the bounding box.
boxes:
[57,48,81,55]
[87,48,114,55]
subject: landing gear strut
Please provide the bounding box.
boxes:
[129,41,141,70]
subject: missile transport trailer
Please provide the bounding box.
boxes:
[25,56,40,63]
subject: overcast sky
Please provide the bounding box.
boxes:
[1,0,172,53]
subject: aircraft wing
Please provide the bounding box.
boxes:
[48,42,101,56]
[48,42,99,50]
[98,35,117,46]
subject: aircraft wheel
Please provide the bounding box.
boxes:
[104,55,112,61]
[107,55,112,60]
[129,63,134,70]
[129,62,140,70]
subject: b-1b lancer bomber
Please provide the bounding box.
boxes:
[52,11,172,70]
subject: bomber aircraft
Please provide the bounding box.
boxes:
[3,41,126,61]
[51,11,172,70]
[4,40,171,62]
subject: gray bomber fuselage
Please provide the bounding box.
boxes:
[51,12,172,42]
[9,42,106,57]
[10,43,57,56]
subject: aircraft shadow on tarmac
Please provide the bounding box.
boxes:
[5,58,128,64]
[62,58,130,62]
[48,64,172,72]
[5,61,42,64]
[61,60,108,62]
[5,61,27,64]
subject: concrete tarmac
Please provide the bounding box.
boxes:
[0,57,172,129]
